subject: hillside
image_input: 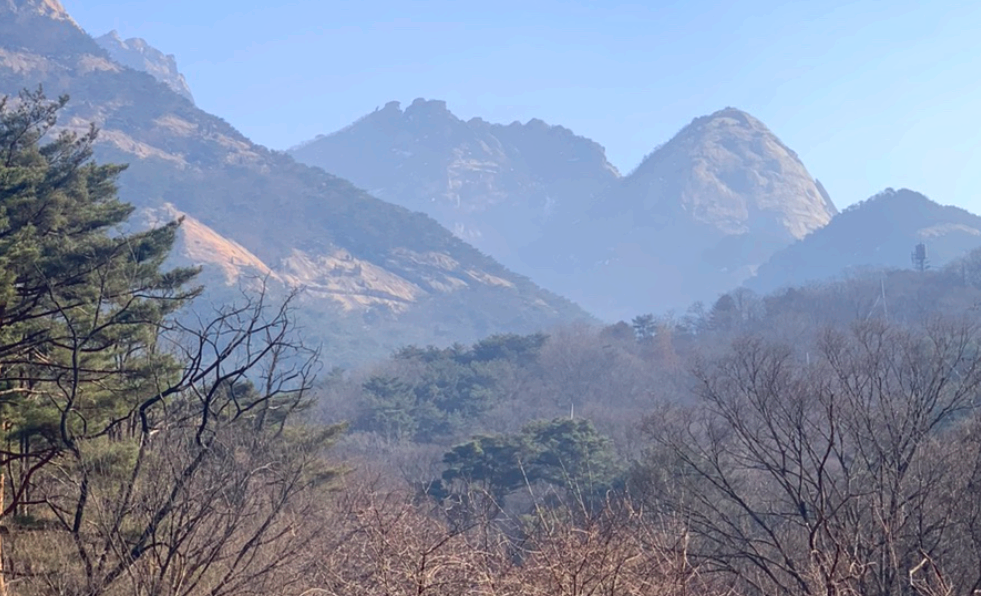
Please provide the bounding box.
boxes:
[0,0,591,366]
[749,188,981,293]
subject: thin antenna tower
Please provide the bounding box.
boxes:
[911,242,929,272]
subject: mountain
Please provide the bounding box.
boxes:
[749,188,981,293]
[2,0,69,19]
[95,31,194,103]
[295,103,836,320]
[562,107,837,318]
[610,108,835,240]
[290,99,620,268]
[0,2,590,366]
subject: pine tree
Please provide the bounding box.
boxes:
[0,89,335,595]
[0,89,200,592]
[0,88,199,503]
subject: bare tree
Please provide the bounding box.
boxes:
[302,476,707,596]
[640,318,981,596]
[6,286,342,596]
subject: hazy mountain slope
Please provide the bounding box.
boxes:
[95,30,194,102]
[0,1,591,366]
[536,107,838,319]
[293,103,836,321]
[609,108,836,239]
[749,188,981,293]
[289,98,620,269]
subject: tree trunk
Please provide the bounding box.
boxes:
[0,467,7,596]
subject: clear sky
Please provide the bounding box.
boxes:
[61,0,981,212]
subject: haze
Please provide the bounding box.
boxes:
[63,0,981,212]
[7,1,981,593]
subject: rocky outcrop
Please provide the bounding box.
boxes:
[95,31,194,102]
[1,0,72,20]
[615,107,835,240]
[554,107,839,318]
[289,98,620,269]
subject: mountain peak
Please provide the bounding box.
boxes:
[625,106,836,240]
[1,0,71,19]
[687,107,783,145]
[289,100,620,272]
[404,97,452,118]
[95,31,194,102]
[751,187,981,293]
[712,105,756,117]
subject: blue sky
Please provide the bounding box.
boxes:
[62,0,981,212]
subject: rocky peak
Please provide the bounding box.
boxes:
[1,0,72,19]
[289,100,621,270]
[95,30,194,102]
[622,106,836,241]
[405,97,449,115]
[474,117,620,179]
[0,0,91,56]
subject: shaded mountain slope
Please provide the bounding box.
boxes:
[749,188,981,293]
[0,2,590,366]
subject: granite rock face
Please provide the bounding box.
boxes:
[290,98,621,268]
[95,31,194,103]
[295,104,837,319]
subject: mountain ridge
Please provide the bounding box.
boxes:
[95,30,194,102]
[292,100,837,319]
[749,188,981,293]
[0,6,591,366]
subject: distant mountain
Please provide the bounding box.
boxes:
[95,31,194,103]
[0,1,591,366]
[749,188,981,293]
[560,107,837,318]
[290,98,620,268]
[294,103,837,320]
[611,108,836,239]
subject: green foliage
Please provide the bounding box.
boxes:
[0,89,200,477]
[360,376,421,443]
[354,333,547,442]
[440,433,530,503]
[434,417,621,508]
[631,314,656,343]
[0,91,342,593]
[522,418,621,490]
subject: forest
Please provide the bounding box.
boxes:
[3,91,981,596]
